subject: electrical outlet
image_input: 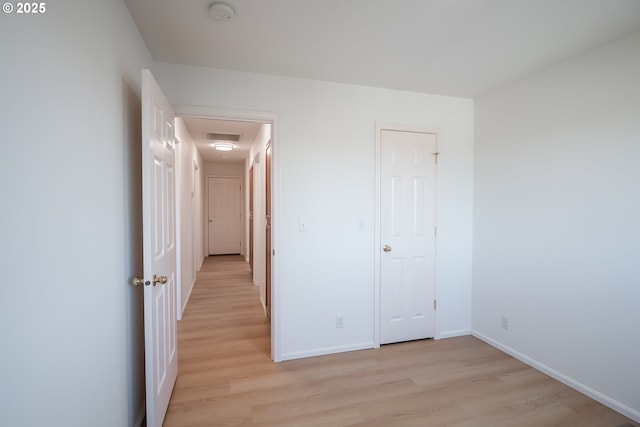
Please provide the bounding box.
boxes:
[336,315,344,329]
[501,315,509,331]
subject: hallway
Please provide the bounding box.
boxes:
[164,255,271,425]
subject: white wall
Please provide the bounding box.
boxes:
[175,118,205,315]
[473,31,640,421]
[204,160,246,177]
[154,63,474,360]
[0,1,152,426]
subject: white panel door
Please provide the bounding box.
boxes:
[380,129,437,344]
[208,177,242,255]
[141,69,178,427]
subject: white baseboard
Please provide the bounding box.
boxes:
[281,342,375,361]
[472,330,640,423]
[437,329,471,339]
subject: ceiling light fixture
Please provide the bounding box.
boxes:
[209,2,235,20]
[212,142,234,151]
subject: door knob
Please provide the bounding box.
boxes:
[152,274,168,286]
[383,244,392,252]
[131,277,148,287]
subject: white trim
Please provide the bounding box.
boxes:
[374,123,442,347]
[374,126,382,347]
[173,105,282,363]
[281,342,375,361]
[173,105,278,125]
[269,131,281,362]
[472,330,640,423]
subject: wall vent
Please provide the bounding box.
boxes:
[207,132,241,142]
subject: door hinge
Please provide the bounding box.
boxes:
[434,227,437,238]
[432,152,440,164]
[434,299,437,310]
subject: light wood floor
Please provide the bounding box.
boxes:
[163,255,637,427]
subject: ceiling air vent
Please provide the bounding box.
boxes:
[207,133,240,142]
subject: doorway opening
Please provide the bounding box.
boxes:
[174,106,279,362]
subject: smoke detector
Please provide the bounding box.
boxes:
[209,3,235,20]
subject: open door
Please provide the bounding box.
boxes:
[249,165,254,273]
[265,140,272,318]
[140,69,178,427]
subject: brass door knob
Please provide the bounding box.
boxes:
[383,244,392,252]
[132,277,146,287]
[152,274,168,286]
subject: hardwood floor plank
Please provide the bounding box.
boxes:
[251,407,365,427]
[163,255,638,427]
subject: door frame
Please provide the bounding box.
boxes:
[174,105,281,362]
[374,122,441,347]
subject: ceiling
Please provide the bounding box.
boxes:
[180,117,261,163]
[125,0,640,161]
